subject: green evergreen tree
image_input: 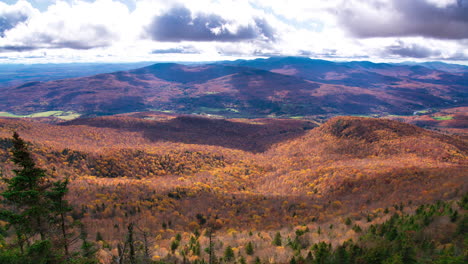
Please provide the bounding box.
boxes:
[254,256,261,264]
[334,244,349,264]
[383,254,404,264]
[289,256,297,264]
[239,256,246,264]
[305,251,314,264]
[272,232,282,246]
[95,232,103,242]
[345,217,352,226]
[79,223,98,264]
[0,133,90,263]
[171,239,180,254]
[0,132,52,251]
[312,242,331,264]
[224,246,234,262]
[245,241,254,255]
[46,178,73,257]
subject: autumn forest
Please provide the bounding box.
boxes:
[0,112,466,263]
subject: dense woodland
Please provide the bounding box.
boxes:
[0,115,466,263]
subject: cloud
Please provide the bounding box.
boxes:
[0,0,466,64]
[0,0,128,52]
[0,45,36,52]
[385,41,442,58]
[299,49,339,58]
[447,50,468,60]
[0,15,28,37]
[0,0,36,37]
[338,0,468,39]
[151,45,199,54]
[145,6,275,42]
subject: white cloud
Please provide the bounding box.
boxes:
[0,0,466,64]
[0,0,38,37]
[426,0,458,8]
[337,0,468,39]
[0,0,131,50]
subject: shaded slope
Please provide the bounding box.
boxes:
[60,115,317,152]
[171,68,324,115]
[129,63,247,83]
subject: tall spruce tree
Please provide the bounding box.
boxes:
[46,178,73,257]
[0,132,74,261]
[0,132,52,251]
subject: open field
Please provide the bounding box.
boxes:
[0,110,81,120]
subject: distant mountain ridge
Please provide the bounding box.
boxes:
[398,61,468,73]
[0,57,466,117]
[0,62,155,88]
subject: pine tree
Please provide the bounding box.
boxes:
[0,132,79,262]
[272,232,282,246]
[289,256,296,264]
[0,132,117,264]
[46,178,73,257]
[79,223,98,263]
[305,251,314,264]
[127,223,136,264]
[245,241,254,255]
[0,132,52,252]
[224,246,234,262]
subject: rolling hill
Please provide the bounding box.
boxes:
[0,57,466,117]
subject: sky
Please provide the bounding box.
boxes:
[0,0,467,64]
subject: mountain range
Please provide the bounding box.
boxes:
[0,57,467,117]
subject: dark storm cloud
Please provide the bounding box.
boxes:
[339,0,468,39]
[0,45,36,52]
[0,10,29,37]
[385,41,441,58]
[146,6,275,42]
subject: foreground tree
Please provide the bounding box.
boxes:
[46,178,73,257]
[0,132,91,263]
[0,132,52,252]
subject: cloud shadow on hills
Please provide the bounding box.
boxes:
[61,115,317,153]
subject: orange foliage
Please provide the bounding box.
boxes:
[0,115,466,247]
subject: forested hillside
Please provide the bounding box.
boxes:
[0,115,466,263]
